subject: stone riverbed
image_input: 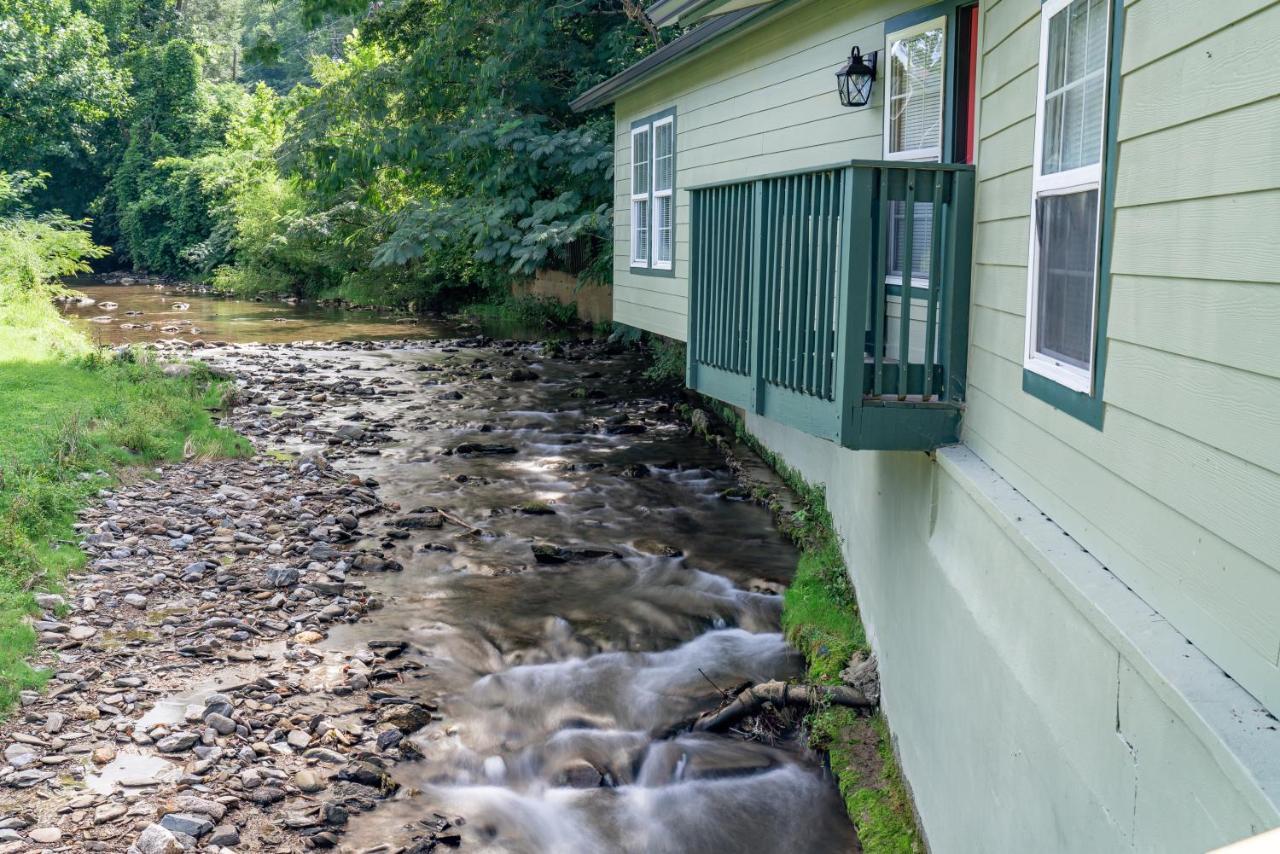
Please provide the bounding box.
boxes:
[0,336,859,853]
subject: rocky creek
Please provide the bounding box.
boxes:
[3,300,860,852]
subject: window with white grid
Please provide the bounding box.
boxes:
[1024,0,1111,393]
[652,116,675,270]
[884,17,947,289]
[630,125,651,268]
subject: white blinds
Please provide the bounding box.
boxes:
[1042,0,1107,173]
[887,23,946,158]
[632,128,651,196]
[654,121,674,192]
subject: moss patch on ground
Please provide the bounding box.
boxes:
[0,350,250,711]
[701,400,922,854]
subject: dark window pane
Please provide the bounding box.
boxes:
[1035,189,1099,371]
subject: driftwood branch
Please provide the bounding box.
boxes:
[692,679,873,733]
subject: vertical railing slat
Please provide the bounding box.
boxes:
[751,180,765,411]
[784,176,798,389]
[814,172,829,399]
[872,169,889,398]
[898,169,916,400]
[924,171,945,400]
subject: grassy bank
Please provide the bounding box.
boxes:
[701,401,922,854]
[0,307,250,710]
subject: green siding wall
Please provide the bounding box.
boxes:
[965,0,1280,716]
[612,0,924,338]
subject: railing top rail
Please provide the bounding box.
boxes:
[686,158,976,192]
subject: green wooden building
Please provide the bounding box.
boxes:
[573,0,1280,850]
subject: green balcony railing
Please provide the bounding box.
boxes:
[687,160,975,451]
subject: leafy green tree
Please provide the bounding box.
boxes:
[106,39,244,273]
[0,0,129,215]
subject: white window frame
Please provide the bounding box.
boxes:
[630,124,652,268]
[1023,0,1112,394]
[651,115,675,271]
[883,15,949,165]
[883,15,948,297]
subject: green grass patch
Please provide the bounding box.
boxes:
[0,347,250,712]
[699,399,922,853]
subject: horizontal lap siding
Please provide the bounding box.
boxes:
[612,0,925,341]
[968,0,1280,713]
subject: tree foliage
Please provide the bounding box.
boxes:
[0,0,664,309]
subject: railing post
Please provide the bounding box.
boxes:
[751,180,766,415]
[836,166,875,447]
[687,190,700,390]
[941,168,975,403]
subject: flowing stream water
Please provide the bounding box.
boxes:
[59,283,860,853]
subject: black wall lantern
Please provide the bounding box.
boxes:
[836,46,878,108]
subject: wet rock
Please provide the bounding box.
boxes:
[335,761,398,793]
[7,769,54,787]
[159,813,212,838]
[265,565,300,588]
[28,827,61,843]
[335,424,366,442]
[94,803,128,824]
[129,823,183,854]
[207,825,240,846]
[249,786,286,806]
[452,442,517,456]
[532,543,622,564]
[377,703,433,734]
[633,539,683,558]
[556,761,603,789]
[164,795,226,821]
[203,694,234,719]
[293,769,325,793]
[840,651,880,706]
[4,743,36,768]
[33,593,64,611]
[155,732,198,753]
[205,712,236,735]
[352,554,388,572]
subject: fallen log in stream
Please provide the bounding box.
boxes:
[692,679,874,733]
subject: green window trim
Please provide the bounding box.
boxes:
[1021,0,1125,430]
[629,107,678,278]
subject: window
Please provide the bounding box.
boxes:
[885,17,947,163]
[631,125,651,267]
[653,117,675,270]
[1025,0,1111,393]
[630,109,677,273]
[884,17,947,291]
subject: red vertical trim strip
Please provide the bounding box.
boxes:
[964,5,979,164]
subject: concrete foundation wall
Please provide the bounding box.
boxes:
[747,414,1280,853]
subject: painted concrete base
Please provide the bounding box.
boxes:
[746,414,1280,853]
